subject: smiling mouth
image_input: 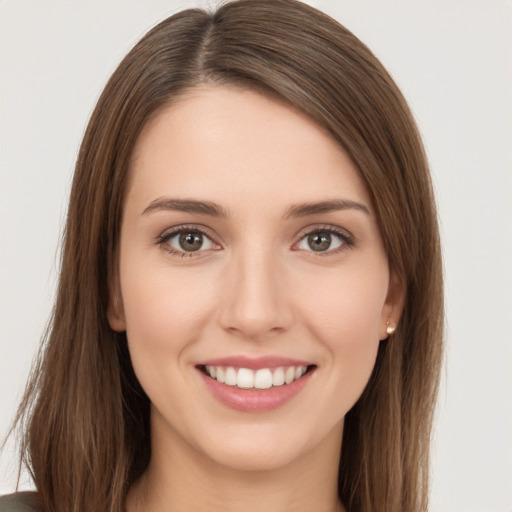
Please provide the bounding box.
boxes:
[198,365,316,390]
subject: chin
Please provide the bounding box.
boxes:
[206,442,307,473]
[191,419,343,474]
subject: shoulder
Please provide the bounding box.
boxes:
[0,493,44,512]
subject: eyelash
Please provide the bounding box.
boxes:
[156,224,219,258]
[156,224,355,258]
[293,225,355,256]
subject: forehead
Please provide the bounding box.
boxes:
[126,85,371,214]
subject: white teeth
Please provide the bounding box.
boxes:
[205,365,309,389]
[295,366,307,379]
[237,368,254,389]
[254,369,273,389]
[225,367,237,386]
[272,367,285,386]
[216,367,225,383]
[284,367,295,384]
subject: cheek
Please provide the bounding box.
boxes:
[298,265,388,402]
[119,257,218,369]
[300,264,388,341]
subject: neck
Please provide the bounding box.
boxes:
[127,413,346,512]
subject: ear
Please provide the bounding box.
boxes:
[107,273,126,332]
[379,270,406,340]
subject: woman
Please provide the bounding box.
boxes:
[1,0,443,511]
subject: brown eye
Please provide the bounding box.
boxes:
[296,229,347,253]
[179,232,204,252]
[162,229,218,254]
[307,232,332,252]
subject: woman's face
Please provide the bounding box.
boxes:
[109,86,402,471]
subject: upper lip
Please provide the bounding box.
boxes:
[196,355,314,370]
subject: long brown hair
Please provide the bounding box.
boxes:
[11,1,443,511]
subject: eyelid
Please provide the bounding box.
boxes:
[155,223,354,258]
[292,224,355,254]
[156,224,222,256]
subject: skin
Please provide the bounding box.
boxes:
[108,86,403,512]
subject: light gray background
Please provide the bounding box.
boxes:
[1,1,511,511]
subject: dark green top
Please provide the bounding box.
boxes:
[0,493,43,512]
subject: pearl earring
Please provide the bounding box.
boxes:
[386,321,396,336]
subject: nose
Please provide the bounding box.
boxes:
[218,247,293,341]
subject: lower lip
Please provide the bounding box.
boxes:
[198,369,314,412]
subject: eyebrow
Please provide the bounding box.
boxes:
[141,197,370,219]
[142,198,229,217]
[283,199,371,218]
